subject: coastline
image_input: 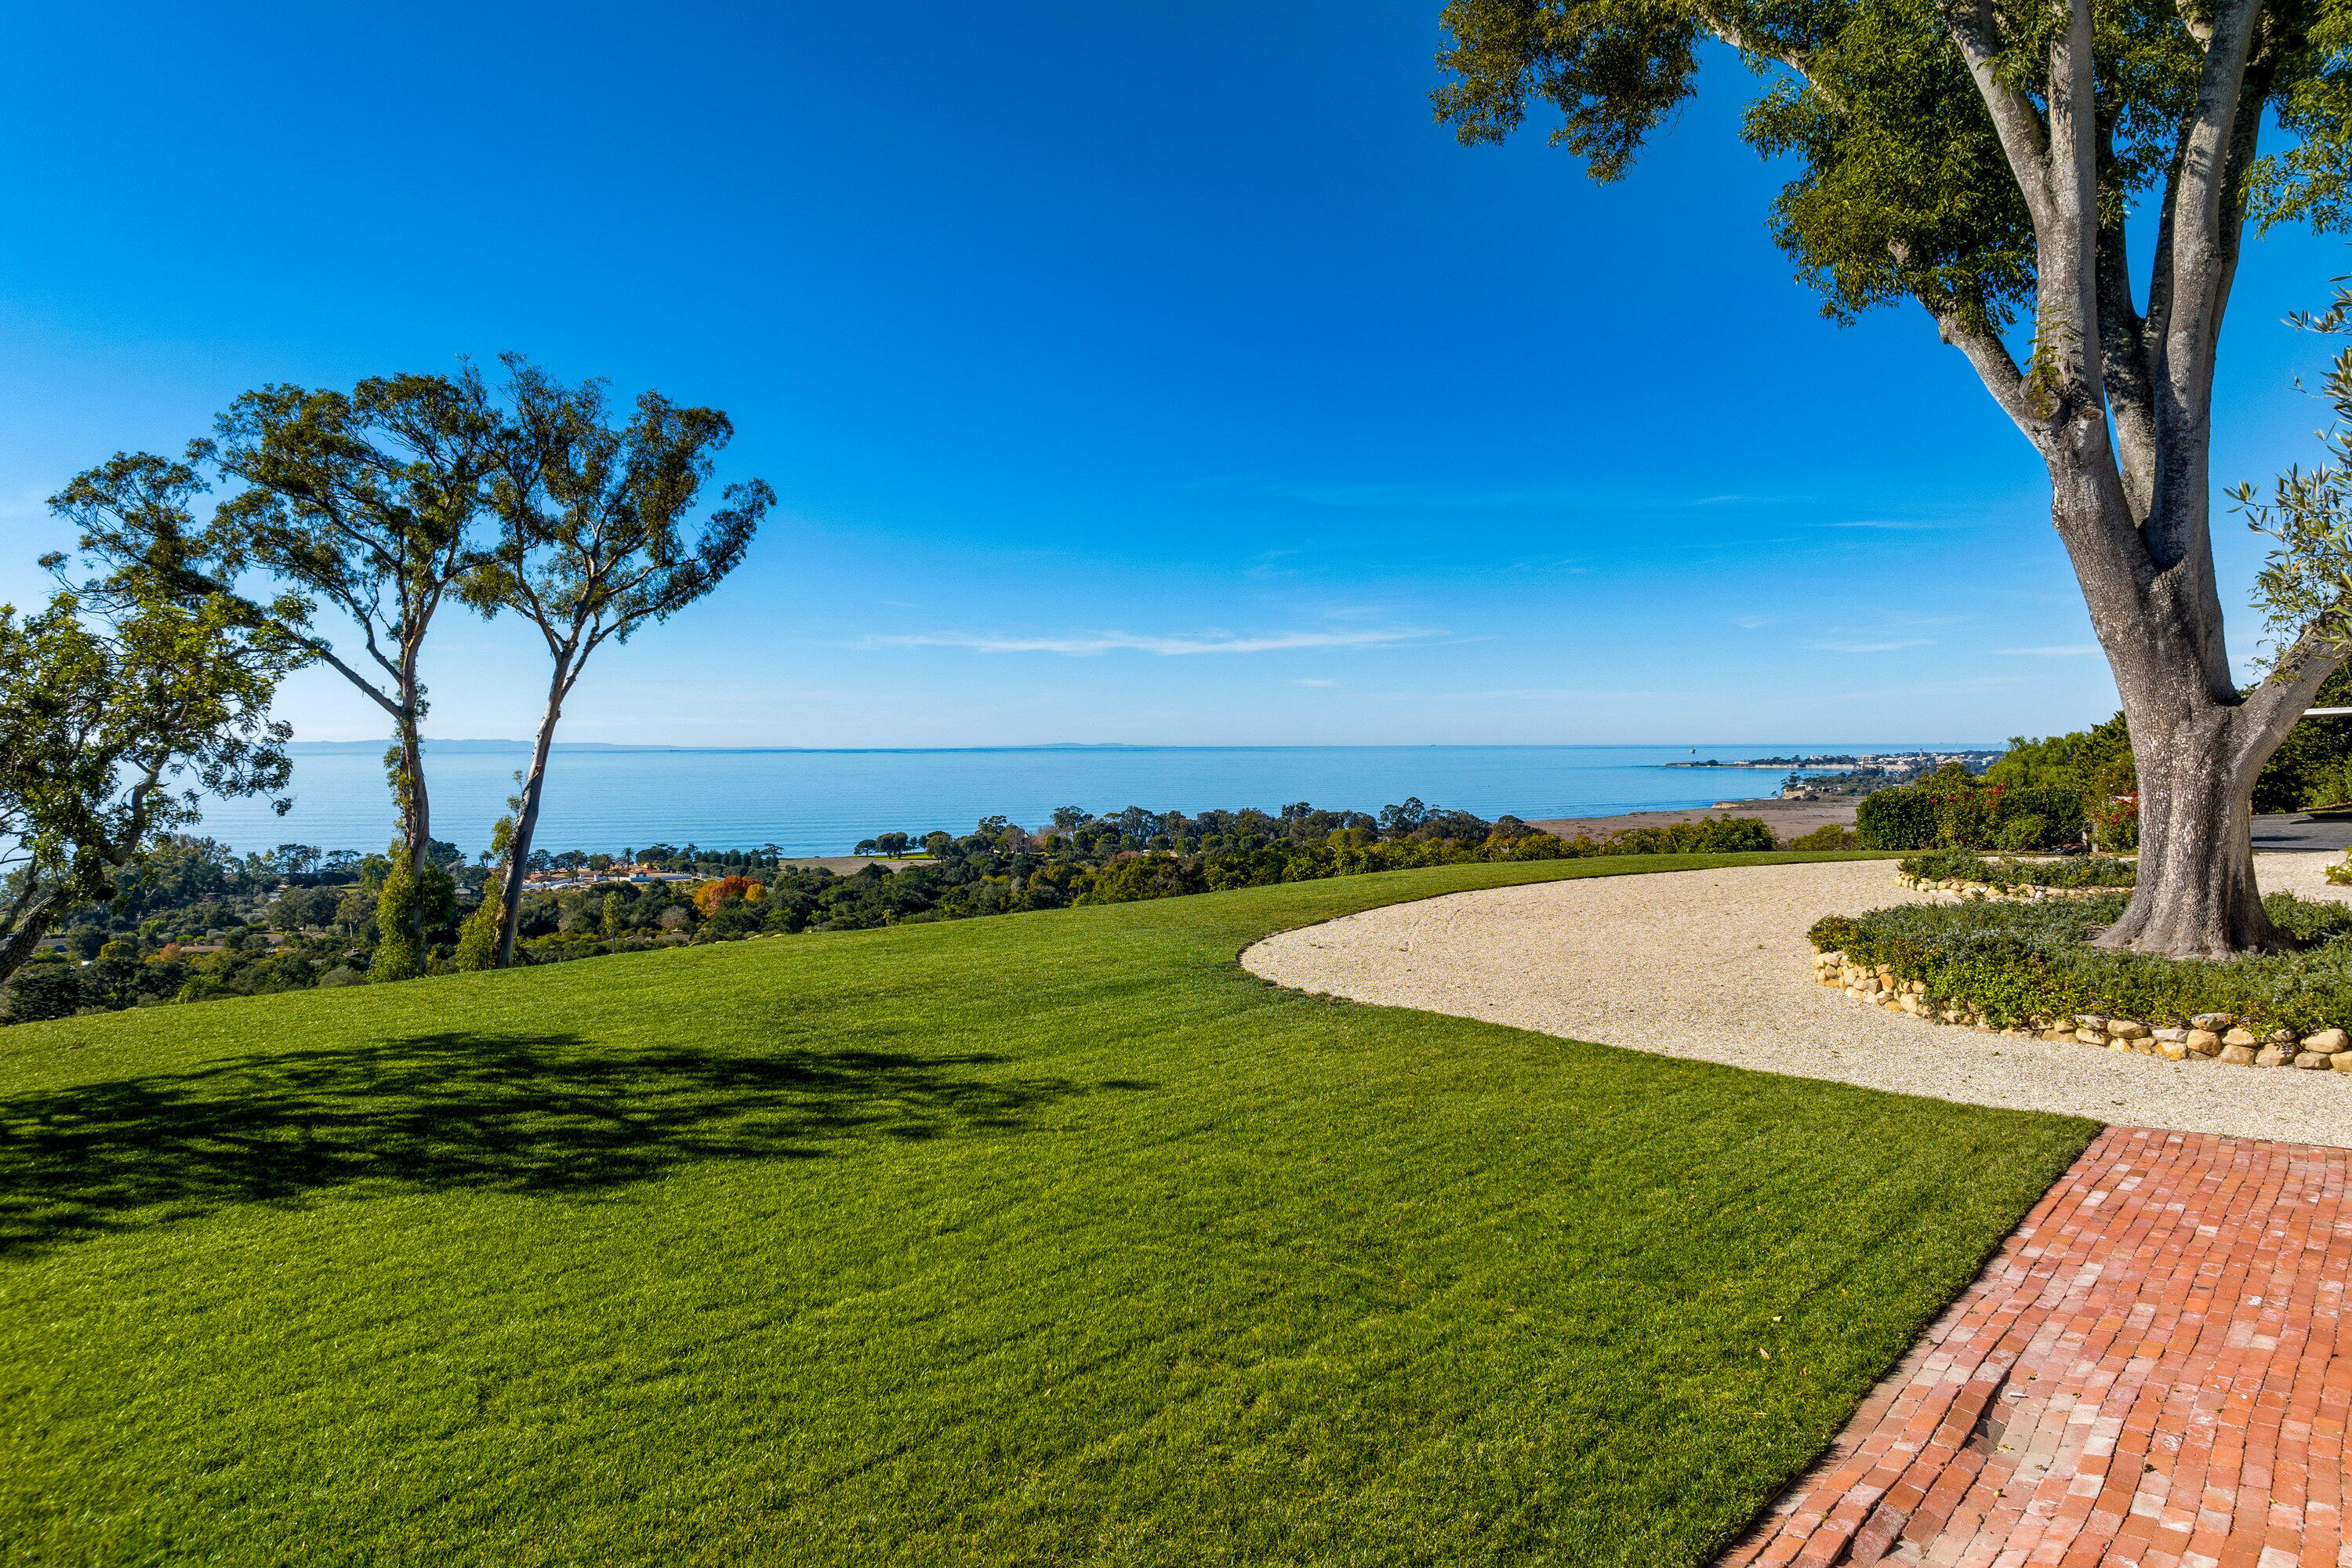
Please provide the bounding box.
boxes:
[194,745,1978,859]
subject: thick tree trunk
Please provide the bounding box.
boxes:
[2094,700,2279,956]
[493,655,572,969]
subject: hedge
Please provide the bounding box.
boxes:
[1071,814,1781,906]
[1856,789,1938,851]
[1856,782,2086,852]
[1896,848,2136,888]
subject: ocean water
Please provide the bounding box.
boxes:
[187,742,1993,858]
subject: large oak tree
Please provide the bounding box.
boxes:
[1434,0,2352,956]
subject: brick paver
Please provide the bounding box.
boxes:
[1719,1126,2349,1568]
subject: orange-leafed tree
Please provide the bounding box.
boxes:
[693,876,764,916]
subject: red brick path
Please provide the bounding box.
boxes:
[1720,1125,2350,1568]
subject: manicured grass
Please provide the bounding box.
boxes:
[0,853,2092,1567]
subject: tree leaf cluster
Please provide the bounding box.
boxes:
[0,581,298,985]
[1432,0,2311,332]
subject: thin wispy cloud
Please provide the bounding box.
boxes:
[1824,519,1944,531]
[1733,615,1770,629]
[867,626,1443,657]
[1243,548,1308,582]
[1293,678,1338,688]
[1218,478,1798,513]
[1810,638,1933,654]
[1265,481,1592,510]
[1994,644,2100,656]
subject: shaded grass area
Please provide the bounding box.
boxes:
[0,853,2092,1567]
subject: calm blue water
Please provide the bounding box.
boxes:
[189,743,1994,858]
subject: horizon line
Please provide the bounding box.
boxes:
[284,739,2009,754]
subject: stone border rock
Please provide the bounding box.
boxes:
[1894,874,2122,902]
[1813,948,2352,1073]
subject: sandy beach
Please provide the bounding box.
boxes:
[1530,794,1860,840]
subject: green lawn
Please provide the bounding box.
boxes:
[0,854,2093,1567]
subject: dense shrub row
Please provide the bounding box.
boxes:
[1856,775,2090,852]
[1809,894,2352,1034]
[1896,848,2137,888]
[1070,813,1778,904]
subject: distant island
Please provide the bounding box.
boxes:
[1666,749,2002,771]
[1662,749,2004,803]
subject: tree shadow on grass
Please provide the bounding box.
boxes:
[0,1032,1133,1257]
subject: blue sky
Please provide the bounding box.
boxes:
[1,1,2341,747]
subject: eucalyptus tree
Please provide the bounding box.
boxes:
[1434,0,2352,956]
[459,357,770,968]
[58,370,503,977]
[212,373,501,884]
[0,579,297,987]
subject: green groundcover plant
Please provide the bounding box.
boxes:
[1812,894,2352,1033]
[1896,848,2138,890]
[0,854,2088,1567]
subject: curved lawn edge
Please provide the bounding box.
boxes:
[0,848,2092,1568]
[1202,847,1907,965]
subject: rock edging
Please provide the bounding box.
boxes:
[1894,874,2118,902]
[1811,949,2352,1073]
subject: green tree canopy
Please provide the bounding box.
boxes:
[0,581,297,985]
[456,356,769,969]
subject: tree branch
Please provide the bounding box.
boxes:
[2236,613,2352,764]
[2042,0,2106,397]
[2096,117,2157,522]
[0,882,77,988]
[2155,0,2263,430]
[1703,13,1836,106]
[1900,241,2045,441]
[2204,47,2275,358]
[1944,0,2056,231]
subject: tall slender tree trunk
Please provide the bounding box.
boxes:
[396,644,432,868]
[386,645,437,970]
[493,652,573,969]
[397,709,430,868]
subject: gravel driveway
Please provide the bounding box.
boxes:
[1242,855,2352,1147]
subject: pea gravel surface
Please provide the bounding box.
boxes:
[1243,855,2352,1149]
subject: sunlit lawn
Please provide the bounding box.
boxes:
[0,853,2092,1566]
